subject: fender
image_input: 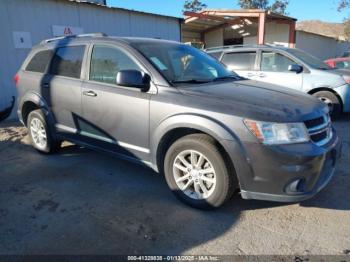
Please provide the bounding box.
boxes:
[150,113,253,185]
[18,91,56,127]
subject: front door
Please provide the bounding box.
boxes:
[256,51,303,91]
[221,51,258,79]
[81,44,151,161]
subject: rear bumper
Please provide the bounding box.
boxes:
[334,84,350,112]
[222,130,342,203]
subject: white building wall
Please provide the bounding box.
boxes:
[295,31,342,60]
[243,22,290,46]
[204,28,224,48]
[0,0,180,117]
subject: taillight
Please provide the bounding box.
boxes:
[343,75,350,84]
[14,74,19,87]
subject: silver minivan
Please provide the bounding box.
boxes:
[206,45,350,118]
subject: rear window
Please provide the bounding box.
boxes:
[222,52,256,71]
[25,50,53,73]
[49,46,85,79]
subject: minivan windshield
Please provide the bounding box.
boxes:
[288,48,333,70]
[131,42,239,84]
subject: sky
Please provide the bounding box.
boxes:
[106,0,348,23]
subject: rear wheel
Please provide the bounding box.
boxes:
[27,109,60,153]
[164,134,236,209]
[313,91,342,119]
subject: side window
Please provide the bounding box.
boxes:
[222,52,256,71]
[261,52,295,72]
[89,45,141,84]
[336,61,350,69]
[25,50,53,73]
[49,46,85,79]
[208,51,222,60]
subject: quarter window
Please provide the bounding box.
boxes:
[222,52,256,71]
[261,52,295,72]
[89,45,141,84]
[49,46,85,79]
[208,52,222,60]
[26,50,53,73]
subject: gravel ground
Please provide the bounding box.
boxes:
[0,115,349,256]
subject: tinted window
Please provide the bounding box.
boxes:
[131,42,237,84]
[26,50,53,73]
[208,52,222,60]
[50,46,85,78]
[261,52,295,72]
[336,61,350,69]
[222,52,256,71]
[90,45,141,84]
[287,48,331,70]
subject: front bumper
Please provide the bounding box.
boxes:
[222,129,342,203]
[334,84,350,112]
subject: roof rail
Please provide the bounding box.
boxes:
[41,33,107,44]
[205,44,268,51]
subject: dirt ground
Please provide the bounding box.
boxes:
[0,115,349,256]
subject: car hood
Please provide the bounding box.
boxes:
[177,79,328,122]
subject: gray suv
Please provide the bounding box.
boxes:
[206,45,350,118]
[16,34,341,209]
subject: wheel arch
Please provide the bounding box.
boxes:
[151,114,242,185]
[308,87,343,111]
[19,92,54,126]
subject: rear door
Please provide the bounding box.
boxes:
[221,51,258,79]
[256,50,303,90]
[44,45,86,131]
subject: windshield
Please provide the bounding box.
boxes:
[131,42,239,84]
[288,48,333,70]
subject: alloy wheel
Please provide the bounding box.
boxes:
[173,150,217,200]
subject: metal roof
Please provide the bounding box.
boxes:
[64,0,182,20]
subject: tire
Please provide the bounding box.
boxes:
[27,109,60,153]
[164,134,236,209]
[313,91,342,119]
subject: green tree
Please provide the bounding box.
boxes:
[338,0,350,11]
[238,0,289,15]
[337,1,350,38]
[183,0,207,12]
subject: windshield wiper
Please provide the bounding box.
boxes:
[170,79,212,84]
[212,75,241,81]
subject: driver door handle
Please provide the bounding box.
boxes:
[258,73,266,78]
[247,73,255,77]
[83,90,97,97]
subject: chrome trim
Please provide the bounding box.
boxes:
[55,124,150,154]
[306,115,333,147]
[307,115,330,133]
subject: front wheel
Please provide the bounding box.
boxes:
[164,134,236,209]
[313,91,342,119]
[27,109,60,153]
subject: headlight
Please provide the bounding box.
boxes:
[243,119,309,145]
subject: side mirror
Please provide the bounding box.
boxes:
[288,64,303,74]
[116,70,151,92]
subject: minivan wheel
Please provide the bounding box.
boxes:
[27,109,60,153]
[164,134,235,209]
[313,91,341,119]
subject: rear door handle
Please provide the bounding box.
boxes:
[83,90,97,97]
[258,73,266,78]
[247,73,255,77]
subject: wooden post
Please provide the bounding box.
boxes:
[257,12,266,45]
[288,21,296,48]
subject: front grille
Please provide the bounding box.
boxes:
[304,117,324,129]
[304,115,332,146]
